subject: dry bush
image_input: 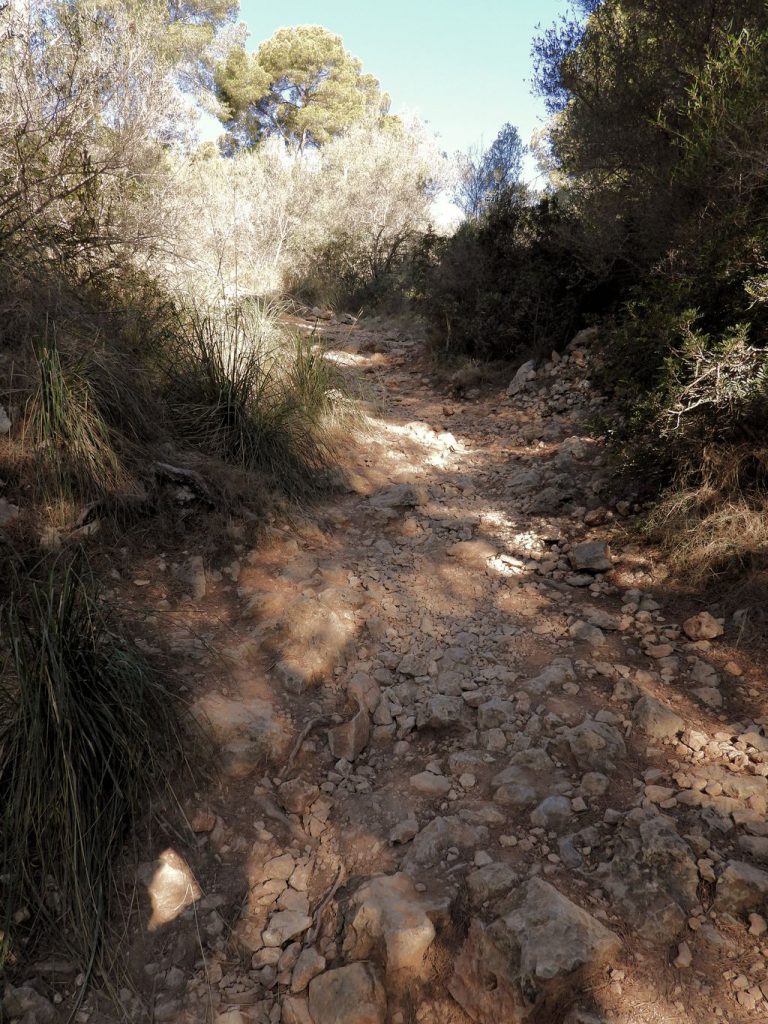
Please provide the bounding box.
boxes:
[164,120,445,305]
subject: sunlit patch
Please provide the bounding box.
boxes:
[324,350,371,367]
[488,554,525,577]
[146,848,202,931]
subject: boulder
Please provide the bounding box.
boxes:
[569,541,612,573]
[308,963,386,1024]
[507,360,537,396]
[715,861,768,915]
[328,704,370,762]
[530,796,573,832]
[683,611,724,641]
[467,862,518,904]
[262,911,312,947]
[632,695,684,742]
[565,720,626,771]
[417,695,466,731]
[343,873,436,973]
[449,879,620,1023]
[599,809,699,943]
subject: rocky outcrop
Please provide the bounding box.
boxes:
[449,879,621,1023]
[599,809,699,942]
[343,873,436,974]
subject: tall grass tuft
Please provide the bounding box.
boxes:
[26,337,131,503]
[165,304,345,497]
[0,553,187,974]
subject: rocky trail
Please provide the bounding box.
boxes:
[14,317,768,1024]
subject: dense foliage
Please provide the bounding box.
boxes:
[416,190,593,359]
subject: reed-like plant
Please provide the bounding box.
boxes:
[165,304,345,497]
[0,553,187,975]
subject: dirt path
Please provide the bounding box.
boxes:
[94,318,768,1024]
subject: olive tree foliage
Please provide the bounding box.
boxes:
[215,25,392,153]
[166,119,445,302]
[0,0,235,274]
[454,123,524,220]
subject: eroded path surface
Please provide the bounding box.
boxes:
[108,319,768,1024]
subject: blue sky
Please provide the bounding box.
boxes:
[236,0,571,177]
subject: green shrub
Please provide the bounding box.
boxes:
[416,191,595,361]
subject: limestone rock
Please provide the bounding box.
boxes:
[403,815,489,870]
[308,963,386,1024]
[522,658,575,696]
[599,809,699,943]
[632,695,684,742]
[271,594,356,690]
[569,541,612,573]
[191,692,289,772]
[279,778,321,815]
[390,817,419,844]
[291,948,326,993]
[2,986,55,1023]
[477,697,517,730]
[0,497,19,526]
[347,672,381,713]
[409,771,451,797]
[530,795,573,832]
[507,360,537,396]
[262,911,312,947]
[565,720,626,771]
[282,995,314,1024]
[417,695,466,730]
[715,861,768,915]
[344,872,436,973]
[177,554,206,600]
[467,862,518,904]
[448,539,496,566]
[683,611,724,641]
[141,848,202,931]
[369,483,428,509]
[328,704,370,761]
[449,879,621,1023]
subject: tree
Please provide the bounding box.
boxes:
[215,26,391,152]
[532,0,768,268]
[0,0,234,269]
[454,123,524,220]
